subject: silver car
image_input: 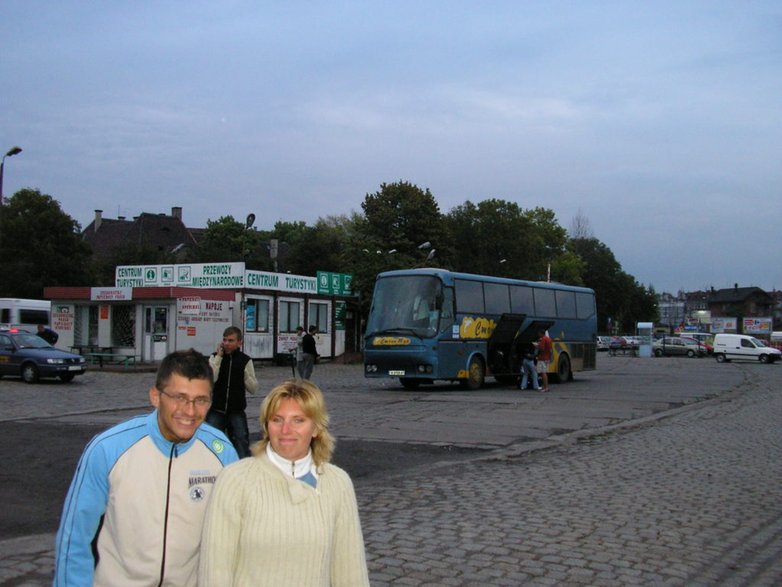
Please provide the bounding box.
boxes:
[652,336,705,358]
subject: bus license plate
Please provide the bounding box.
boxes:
[68,366,82,371]
[388,370,405,376]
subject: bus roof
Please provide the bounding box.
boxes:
[376,268,595,294]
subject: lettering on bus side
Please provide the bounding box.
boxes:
[372,336,411,346]
[458,316,497,339]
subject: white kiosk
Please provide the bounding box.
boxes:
[637,321,654,358]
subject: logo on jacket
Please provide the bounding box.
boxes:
[211,439,225,454]
[190,486,206,502]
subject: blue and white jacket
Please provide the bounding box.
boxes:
[54,411,239,587]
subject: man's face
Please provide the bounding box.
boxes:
[150,373,212,443]
[221,333,241,355]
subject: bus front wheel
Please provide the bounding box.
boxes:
[553,354,572,383]
[400,378,421,390]
[461,356,485,390]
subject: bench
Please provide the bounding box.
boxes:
[84,352,137,369]
[609,346,638,357]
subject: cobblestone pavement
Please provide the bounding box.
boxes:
[1,358,780,585]
[358,367,782,586]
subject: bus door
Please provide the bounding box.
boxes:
[487,313,526,376]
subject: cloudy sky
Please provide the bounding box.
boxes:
[2,1,780,294]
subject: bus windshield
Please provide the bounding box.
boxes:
[366,275,442,338]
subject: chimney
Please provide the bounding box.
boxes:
[171,206,182,221]
[94,210,103,233]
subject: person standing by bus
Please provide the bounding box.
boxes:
[519,339,540,391]
[537,329,553,392]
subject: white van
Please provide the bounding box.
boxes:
[0,298,51,331]
[713,333,782,364]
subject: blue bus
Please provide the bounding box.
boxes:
[364,269,597,389]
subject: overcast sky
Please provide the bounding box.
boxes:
[2,1,780,294]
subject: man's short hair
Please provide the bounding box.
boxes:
[222,326,243,340]
[155,349,213,391]
[308,325,317,333]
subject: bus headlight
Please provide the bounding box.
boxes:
[365,364,378,373]
[417,364,433,374]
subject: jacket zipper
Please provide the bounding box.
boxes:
[222,354,232,412]
[157,443,177,587]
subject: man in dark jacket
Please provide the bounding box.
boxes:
[37,324,59,345]
[300,325,318,380]
[206,326,259,457]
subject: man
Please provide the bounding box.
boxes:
[518,338,540,391]
[300,325,318,380]
[207,326,259,458]
[54,349,238,587]
[36,323,58,345]
[536,329,553,392]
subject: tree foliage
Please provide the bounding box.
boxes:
[568,237,657,332]
[197,216,270,270]
[444,200,570,282]
[349,181,449,310]
[0,189,93,297]
[3,182,658,332]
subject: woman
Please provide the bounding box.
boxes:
[198,380,370,586]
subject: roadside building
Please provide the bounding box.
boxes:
[44,263,358,364]
[708,284,774,338]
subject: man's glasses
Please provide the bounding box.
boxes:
[158,388,212,409]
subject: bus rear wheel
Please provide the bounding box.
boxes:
[553,354,572,383]
[461,356,485,390]
[399,378,421,390]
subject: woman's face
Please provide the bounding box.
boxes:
[267,397,317,462]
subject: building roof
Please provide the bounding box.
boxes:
[82,208,199,260]
[709,286,771,304]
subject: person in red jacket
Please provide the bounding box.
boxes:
[536,330,553,392]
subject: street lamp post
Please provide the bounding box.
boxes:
[240,212,256,349]
[0,146,23,205]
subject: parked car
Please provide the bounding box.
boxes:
[0,329,87,383]
[597,336,612,351]
[652,336,705,358]
[679,335,713,354]
[713,333,782,364]
[677,332,714,354]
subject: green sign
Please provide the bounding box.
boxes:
[317,271,353,296]
[335,301,347,331]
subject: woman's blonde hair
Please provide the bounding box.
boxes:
[252,379,335,466]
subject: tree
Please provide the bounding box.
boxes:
[444,200,569,281]
[349,181,449,310]
[568,237,657,332]
[569,208,594,240]
[197,216,270,270]
[0,189,94,297]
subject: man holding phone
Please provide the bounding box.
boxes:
[206,326,259,457]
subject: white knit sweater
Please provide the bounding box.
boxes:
[198,452,370,586]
